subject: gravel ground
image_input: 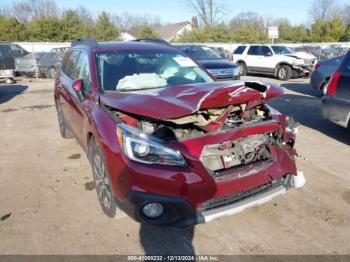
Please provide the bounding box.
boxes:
[0,76,349,256]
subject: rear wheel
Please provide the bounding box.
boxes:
[46,66,56,79]
[91,138,117,218]
[238,62,247,76]
[56,105,74,139]
[277,65,292,81]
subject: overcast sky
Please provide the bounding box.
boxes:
[3,0,348,24]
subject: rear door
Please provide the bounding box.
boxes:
[245,46,261,70]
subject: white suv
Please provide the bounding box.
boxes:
[233,45,316,81]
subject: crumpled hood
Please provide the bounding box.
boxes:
[100,81,283,120]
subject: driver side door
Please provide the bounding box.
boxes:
[67,51,94,144]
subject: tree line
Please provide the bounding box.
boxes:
[0,0,350,43]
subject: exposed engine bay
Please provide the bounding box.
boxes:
[114,103,272,141]
[200,133,275,173]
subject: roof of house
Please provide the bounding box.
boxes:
[154,21,191,41]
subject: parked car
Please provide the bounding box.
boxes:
[176,44,240,80]
[310,56,344,94]
[233,45,317,81]
[38,51,65,79]
[15,52,46,76]
[0,43,16,83]
[54,38,304,227]
[321,51,350,129]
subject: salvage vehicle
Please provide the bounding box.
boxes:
[0,43,22,83]
[321,51,350,129]
[54,38,305,227]
[233,45,317,81]
[310,56,344,95]
[15,52,46,76]
[176,44,240,81]
[38,51,65,79]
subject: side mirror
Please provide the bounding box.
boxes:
[73,79,83,92]
[266,52,273,57]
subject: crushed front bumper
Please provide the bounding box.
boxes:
[117,172,305,227]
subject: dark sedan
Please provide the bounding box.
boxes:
[38,51,65,79]
[321,51,350,129]
[310,56,344,94]
[176,45,240,81]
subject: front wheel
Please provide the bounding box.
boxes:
[276,65,292,81]
[91,138,117,218]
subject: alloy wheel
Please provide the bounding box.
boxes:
[279,68,287,79]
[93,154,112,210]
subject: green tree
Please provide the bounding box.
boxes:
[0,16,28,41]
[95,11,119,41]
[311,16,346,42]
[138,25,159,39]
[60,10,85,40]
[27,17,62,41]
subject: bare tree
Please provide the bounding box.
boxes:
[75,6,94,25]
[113,12,161,31]
[184,0,226,27]
[229,12,266,31]
[10,0,60,23]
[309,0,339,21]
[343,4,350,25]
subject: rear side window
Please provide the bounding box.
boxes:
[234,46,246,54]
[248,46,260,55]
[62,51,80,78]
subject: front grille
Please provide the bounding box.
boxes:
[208,68,237,78]
[200,178,283,211]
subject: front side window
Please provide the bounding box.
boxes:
[62,51,80,78]
[271,46,293,55]
[96,50,214,92]
[74,53,92,94]
[260,46,273,56]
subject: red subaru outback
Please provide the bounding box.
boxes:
[54,38,305,227]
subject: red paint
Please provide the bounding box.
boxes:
[100,82,283,120]
[54,42,298,223]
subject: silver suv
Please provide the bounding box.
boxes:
[233,45,316,81]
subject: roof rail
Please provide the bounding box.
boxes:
[132,38,172,47]
[71,38,98,48]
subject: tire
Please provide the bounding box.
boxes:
[238,62,247,76]
[46,67,56,79]
[90,138,117,218]
[56,105,74,139]
[276,65,292,81]
[320,81,329,95]
[6,78,15,84]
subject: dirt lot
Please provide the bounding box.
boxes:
[0,76,350,256]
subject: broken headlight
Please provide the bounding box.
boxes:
[116,124,186,166]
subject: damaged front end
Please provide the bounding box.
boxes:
[102,81,304,224]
